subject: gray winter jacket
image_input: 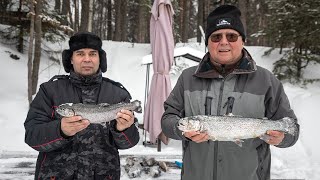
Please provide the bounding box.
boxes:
[161,48,299,180]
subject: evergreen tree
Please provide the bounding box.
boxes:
[264,0,320,84]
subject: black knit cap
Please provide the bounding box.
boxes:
[205,5,246,46]
[62,32,107,73]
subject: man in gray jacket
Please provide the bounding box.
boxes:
[161,5,299,180]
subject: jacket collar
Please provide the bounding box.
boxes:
[194,48,257,79]
[70,70,102,87]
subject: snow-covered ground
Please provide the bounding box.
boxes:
[0,41,319,179]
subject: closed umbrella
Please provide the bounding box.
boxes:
[143,0,174,146]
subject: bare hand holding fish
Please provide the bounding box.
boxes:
[61,115,90,136]
[264,130,285,146]
[116,109,135,131]
[183,131,209,143]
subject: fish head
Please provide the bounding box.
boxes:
[177,117,201,132]
[56,103,75,117]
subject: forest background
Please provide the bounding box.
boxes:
[0,0,319,103]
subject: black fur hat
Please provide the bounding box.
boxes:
[205,5,246,46]
[62,32,107,73]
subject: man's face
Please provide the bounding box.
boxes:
[207,29,243,65]
[71,48,100,76]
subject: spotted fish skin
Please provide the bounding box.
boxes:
[177,115,297,142]
[56,100,142,124]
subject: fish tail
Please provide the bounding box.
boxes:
[281,117,297,135]
[133,100,142,113]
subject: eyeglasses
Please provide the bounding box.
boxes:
[210,33,241,43]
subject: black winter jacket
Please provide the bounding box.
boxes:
[24,74,139,180]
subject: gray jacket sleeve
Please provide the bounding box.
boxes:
[161,73,190,141]
[264,74,300,148]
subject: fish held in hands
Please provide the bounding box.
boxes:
[177,115,297,146]
[56,100,142,124]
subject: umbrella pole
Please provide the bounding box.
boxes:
[143,64,150,146]
[157,138,161,152]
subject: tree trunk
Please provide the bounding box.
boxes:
[238,0,247,41]
[54,0,61,13]
[128,0,138,43]
[28,0,35,104]
[197,0,204,43]
[137,0,150,43]
[31,0,42,95]
[61,0,70,25]
[74,0,79,32]
[17,0,24,53]
[95,0,103,38]
[87,0,93,32]
[68,0,73,31]
[114,0,121,41]
[120,0,127,41]
[79,0,89,32]
[181,0,190,42]
[137,0,143,43]
[106,0,112,40]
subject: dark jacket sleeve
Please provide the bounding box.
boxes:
[161,72,190,141]
[24,84,71,152]
[109,118,139,149]
[264,73,300,148]
[108,90,140,149]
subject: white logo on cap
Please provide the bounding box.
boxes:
[217,19,231,26]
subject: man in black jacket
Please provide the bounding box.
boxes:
[24,32,139,180]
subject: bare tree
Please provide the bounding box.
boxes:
[238,0,247,41]
[17,0,24,53]
[87,0,93,32]
[197,0,204,43]
[137,0,150,43]
[31,0,42,94]
[79,0,89,31]
[181,0,190,42]
[120,0,127,41]
[106,0,112,40]
[74,0,79,32]
[27,0,35,104]
[54,0,60,13]
[114,0,121,41]
[61,0,70,25]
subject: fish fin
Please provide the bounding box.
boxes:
[99,103,110,107]
[281,117,296,135]
[259,134,272,142]
[99,122,108,127]
[234,139,243,147]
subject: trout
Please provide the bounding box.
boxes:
[177,115,297,146]
[56,100,142,124]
